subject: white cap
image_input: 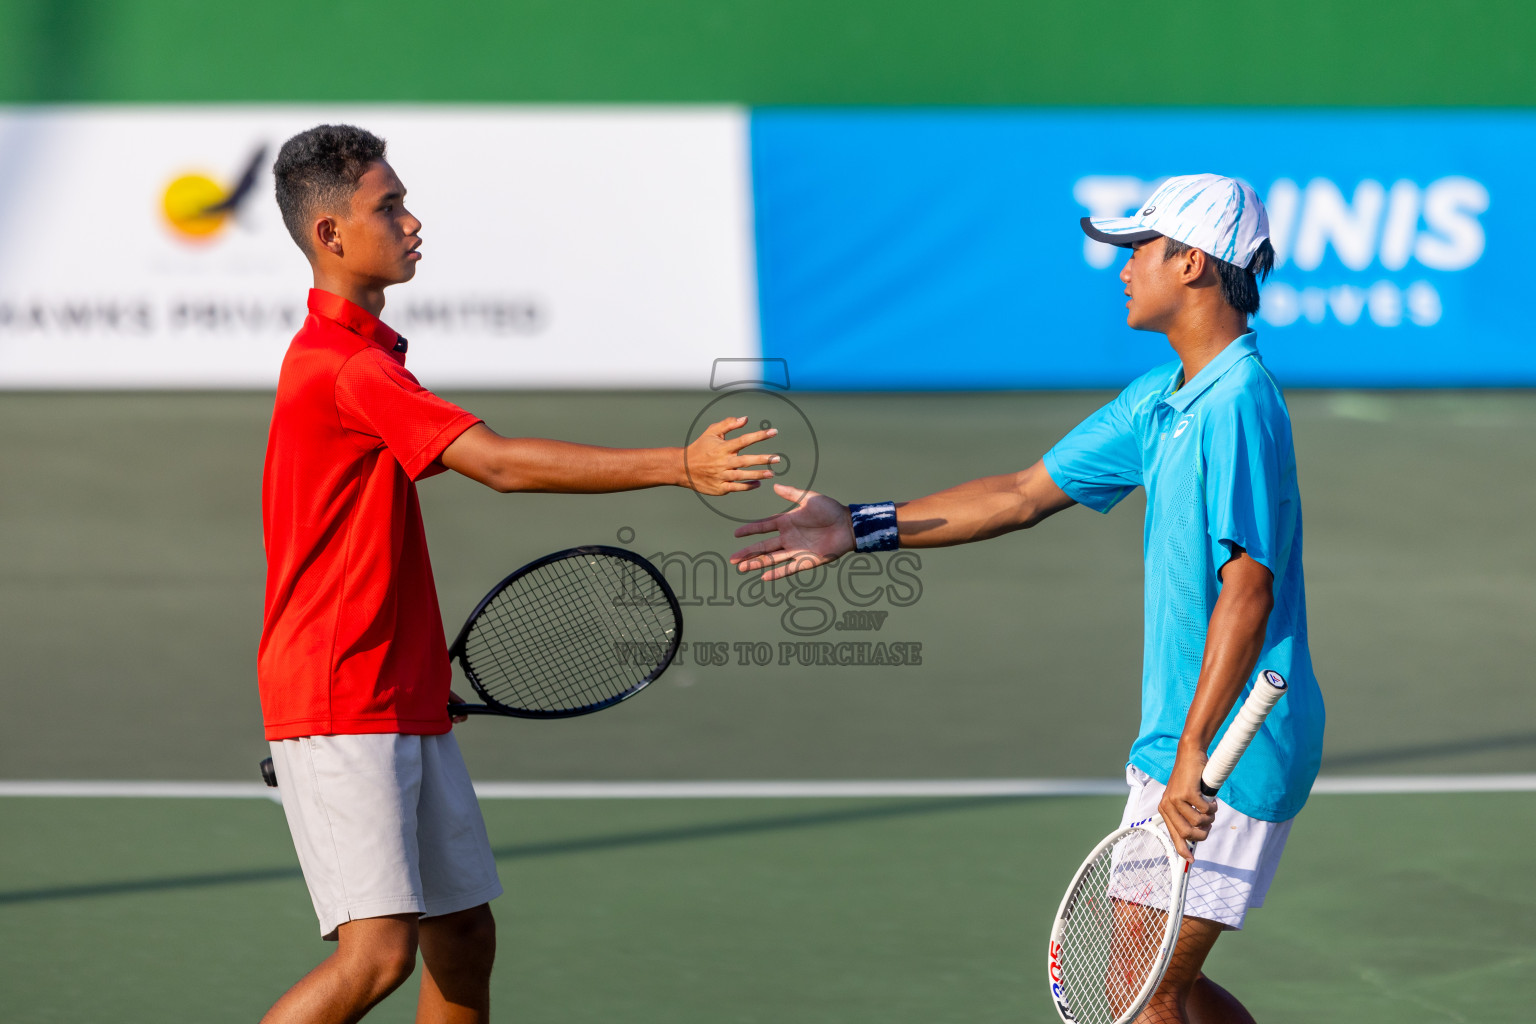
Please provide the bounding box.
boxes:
[1080,173,1270,269]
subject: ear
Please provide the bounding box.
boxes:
[314,215,343,258]
[1176,246,1209,285]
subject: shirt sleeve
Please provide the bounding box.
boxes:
[1042,384,1145,513]
[335,349,483,480]
[1202,394,1286,576]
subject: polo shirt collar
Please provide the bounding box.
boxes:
[1161,332,1259,412]
[308,289,408,357]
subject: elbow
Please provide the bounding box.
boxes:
[489,469,529,494]
[481,460,528,493]
[1017,498,1048,531]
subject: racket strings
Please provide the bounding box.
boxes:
[468,560,655,705]
[466,560,659,709]
[1056,828,1179,1024]
[460,554,677,714]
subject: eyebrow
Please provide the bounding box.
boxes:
[376,190,405,206]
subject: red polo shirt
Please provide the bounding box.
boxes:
[258,290,481,740]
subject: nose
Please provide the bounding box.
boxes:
[403,207,422,236]
[1120,258,1132,285]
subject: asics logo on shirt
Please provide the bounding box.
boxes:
[1173,416,1194,438]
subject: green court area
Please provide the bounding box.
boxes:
[1,792,1529,1024]
[1,389,1533,1020]
[1,390,1533,783]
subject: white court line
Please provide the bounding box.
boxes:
[2,775,1535,799]
[471,779,1131,799]
[1310,774,1536,794]
[0,780,282,799]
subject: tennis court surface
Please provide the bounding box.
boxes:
[2,791,1529,1023]
[1,390,1533,1021]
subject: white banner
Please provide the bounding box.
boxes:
[0,107,759,388]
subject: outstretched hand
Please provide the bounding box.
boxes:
[684,416,780,496]
[729,486,855,581]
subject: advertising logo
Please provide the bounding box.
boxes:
[161,144,267,243]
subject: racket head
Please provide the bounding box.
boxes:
[449,546,682,719]
[1047,818,1189,1024]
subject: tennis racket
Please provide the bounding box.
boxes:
[260,545,681,786]
[1046,670,1288,1024]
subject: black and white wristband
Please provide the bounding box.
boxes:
[849,501,899,553]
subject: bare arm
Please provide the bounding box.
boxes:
[729,459,1077,580]
[1158,550,1275,860]
[439,418,778,495]
[890,460,1078,547]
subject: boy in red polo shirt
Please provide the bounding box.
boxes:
[260,124,775,1024]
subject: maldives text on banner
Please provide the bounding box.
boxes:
[0,107,758,388]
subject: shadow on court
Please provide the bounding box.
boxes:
[0,796,1019,906]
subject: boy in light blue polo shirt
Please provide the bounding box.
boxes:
[731,173,1324,1024]
[1044,331,1324,827]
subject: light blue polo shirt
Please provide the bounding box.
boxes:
[1043,332,1324,822]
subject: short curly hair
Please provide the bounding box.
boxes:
[272,124,387,253]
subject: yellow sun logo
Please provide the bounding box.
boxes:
[162,173,232,240]
[160,145,268,244]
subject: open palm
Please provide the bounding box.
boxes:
[729,485,854,581]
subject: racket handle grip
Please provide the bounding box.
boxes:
[1199,670,1288,797]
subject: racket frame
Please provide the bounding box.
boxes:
[1045,669,1289,1024]
[1047,816,1188,1024]
[447,545,683,719]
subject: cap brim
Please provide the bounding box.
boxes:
[1080,216,1162,248]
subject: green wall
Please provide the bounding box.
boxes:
[1,0,1533,105]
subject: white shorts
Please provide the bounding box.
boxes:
[1119,765,1293,930]
[269,732,503,939]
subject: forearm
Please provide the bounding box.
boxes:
[1179,558,1274,757]
[894,461,1074,547]
[731,461,1074,581]
[446,432,683,493]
